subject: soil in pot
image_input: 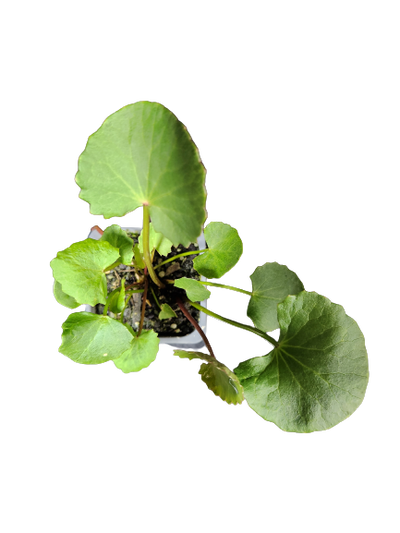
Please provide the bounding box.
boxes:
[93,231,201,337]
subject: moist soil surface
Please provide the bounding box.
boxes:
[94,231,201,336]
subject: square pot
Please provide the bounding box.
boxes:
[86,226,207,350]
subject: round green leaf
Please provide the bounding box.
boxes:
[50,239,120,306]
[114,330,160,373]
[59,312,133,364]
[235,291,369,432]
[76,102,207,246]
[247,262,304,332]
[100,225,134,265]
[174,277,211,302]
[193,222,243,278]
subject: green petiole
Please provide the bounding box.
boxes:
[154,248,209,269]
[188,301,279,348]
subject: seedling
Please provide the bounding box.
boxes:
[51,102,369,432]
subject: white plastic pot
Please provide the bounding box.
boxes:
[85,225,208,351]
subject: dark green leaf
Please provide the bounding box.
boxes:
[171,350,244,407]
[235,291,369,432]
[247,262,304,332]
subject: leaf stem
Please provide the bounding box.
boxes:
[154,249,208,269]
[150,286,162,310]
[142,205,164,288]
[189,301,279,348]
[138,275,149,336]
[198,281,252,296]
[176,297,216,358]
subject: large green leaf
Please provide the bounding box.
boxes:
[247,262,304,332]
[59,312,133,364]
[174,277,211,302]
[100,224,134,265]
[174,350,244,405]
[193,222,243,278]
[50,239,120,306]
[75,102,207,246]
[114,330,160,373]
[234,291,369,432]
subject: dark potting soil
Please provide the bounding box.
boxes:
[93,231,201,336]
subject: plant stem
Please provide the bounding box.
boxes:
[125,281,144,290]
[142,205,164,288]
[150,286,162,310]
[154,249,208,269]
[103,299,110,316]
[176,297,216,358]
[138,275,149,336]
[189,301,279,348]
[198,281,252,296]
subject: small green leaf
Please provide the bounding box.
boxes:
[53,281,80,309]
[133,245,145,270]
[100,225,134,265]
[51,239,120,306]
[114,330,159,373]
[75,101,206,246]
[247,262,304,332]
[193,222,243,278]
[59,312,133,364]
[108,279,126,314]
[235,291,369,432]
[138,223,173,257]
[174,278,211,302]
[158,303,177,319]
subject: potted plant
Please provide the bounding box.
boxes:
[85,222,208,350]
[51,101,369,433]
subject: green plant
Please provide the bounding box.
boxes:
[51,101,369,433]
